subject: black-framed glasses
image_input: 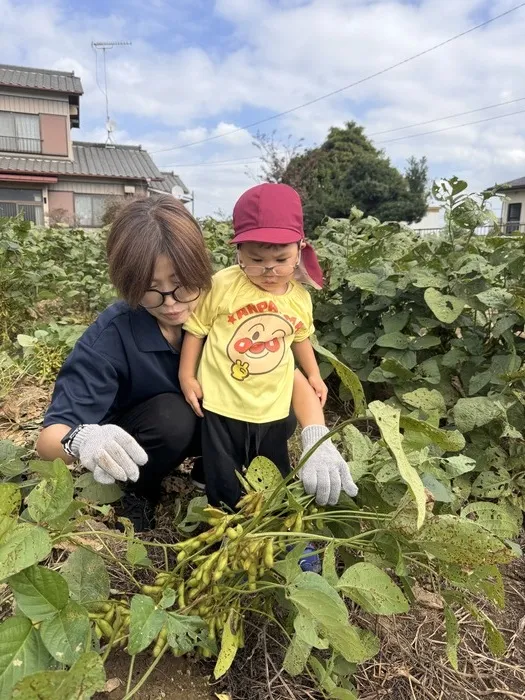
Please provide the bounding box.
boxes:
[141,286,201,309]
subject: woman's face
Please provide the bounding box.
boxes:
[142,254,200,327]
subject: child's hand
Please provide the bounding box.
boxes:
[308,373,328,407]
[180,376,204,417]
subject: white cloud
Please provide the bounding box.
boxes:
[1,0,525,217]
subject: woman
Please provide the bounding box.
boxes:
[36,196,355,530]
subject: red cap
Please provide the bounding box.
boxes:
[231,183,323,288]
[232,183,304,244]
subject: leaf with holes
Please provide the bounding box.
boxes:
[214,608,241,679]
[424,288,465,324]
[453,397,505,433]
[26,459,74,522]
[283,633,312,676]
[245,456,282,492]
[461,502,522,540]
[9,565,69,622]
[415,515,515,568]
[400,415,465,452]
[166,612,204,654]
[369,401,426,529]
[375,332,410,349]
[401,388,446,416]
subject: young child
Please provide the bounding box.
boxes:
[179,183,328,509]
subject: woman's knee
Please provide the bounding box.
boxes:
[140,393,198,453]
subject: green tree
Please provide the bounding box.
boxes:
[282,122,428,233]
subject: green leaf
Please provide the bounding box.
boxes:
[26,460,74,522]
[322,540,339,587]
[341,316,356,336]
[444,604,459,670]
[476,288,514,309]
[471,468,512,500]
[0,442,26,478]
[410,269,448,288]
[376,332,409,349]
[410,335,441,350]
[382,310,409,334]
[415,515,515,568]
[214,608,241,679]
[442,456,477,478]
[177,495,208,534]
[0,482,21,519]
[402,388,446,416]
[468,370,492,395]
[421,474,453,503]
[11,651,105,699]
[287,573,379,663]
[0,616,51,698]
[400,415,465,452]
[128,595,166,655]
[283,633,312,676]
[126,541,152,568]
[453,397,505,433]
[337,563,409,614]
[245,456,282,492]
[9,565,69,622]
[369,401,426,529]
[483,616,506,657]
[17,334,38,348]
[0,523,52,583]
[424,288,465,323]
[461,502,522,540]
[61,548,110,604]
[159,588,176,610]
[165,612,204,654]
[313,340,366,416]
[380,358,414,380]
[39,601,90,665]
[75,472,123,504]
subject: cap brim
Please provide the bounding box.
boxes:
[230,227,303,245]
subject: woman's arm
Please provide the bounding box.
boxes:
[36,424,74,463]
[179,333,205,417]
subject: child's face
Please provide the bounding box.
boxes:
[238,242,300,293]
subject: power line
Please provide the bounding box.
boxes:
[368,95,525,136]
[162,156,261,168]
[376,107,525,145]
[151,2,525,155]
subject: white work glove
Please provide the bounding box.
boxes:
[69,424,148,485]
[299,425,358,506]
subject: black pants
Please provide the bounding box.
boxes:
[202,410,296,509]
[113,393,201,503]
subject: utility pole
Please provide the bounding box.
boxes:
[91,41,132,144]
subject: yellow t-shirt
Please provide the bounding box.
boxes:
[183,265,314,423]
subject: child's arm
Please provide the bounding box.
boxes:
[179,333,205,417]
[292,338,328,407]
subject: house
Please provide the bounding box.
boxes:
[495,177,525,233]
[410,204,444,232]
[0,63,189,226]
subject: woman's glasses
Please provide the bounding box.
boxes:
[141,287,200,309]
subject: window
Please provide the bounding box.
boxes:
[74,194,107,227]
[0,188,43,225]
[506,202,522,233]
[0,112,41,154]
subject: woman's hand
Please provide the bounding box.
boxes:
[308,373,328,408]
[180,376,204,417]
[299,425,358,506]
[69,424,148,485]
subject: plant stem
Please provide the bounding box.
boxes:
[123,644,168,700]
[125,655,136,695]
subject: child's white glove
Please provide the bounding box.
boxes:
[299,425,358,506]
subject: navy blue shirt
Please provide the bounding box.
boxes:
[44,301,182,427]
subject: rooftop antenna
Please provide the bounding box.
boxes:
[91,40,132,145]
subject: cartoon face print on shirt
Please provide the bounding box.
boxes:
[227,313,295,381]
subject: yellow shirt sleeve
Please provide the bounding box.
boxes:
[183,277,220,338]
[293,288,315,342]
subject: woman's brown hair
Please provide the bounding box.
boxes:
[106,195,213,307]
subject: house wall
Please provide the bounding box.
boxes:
[48,179,129,195]
[501,190,525,225]
[0,90,72,159]
[48,190,74,223]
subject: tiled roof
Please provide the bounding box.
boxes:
[155,171,190,194]
[0,142,163,181]
[499,176,525,190]
[0,64,83,95]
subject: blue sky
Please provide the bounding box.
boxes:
[1,0,524,217]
